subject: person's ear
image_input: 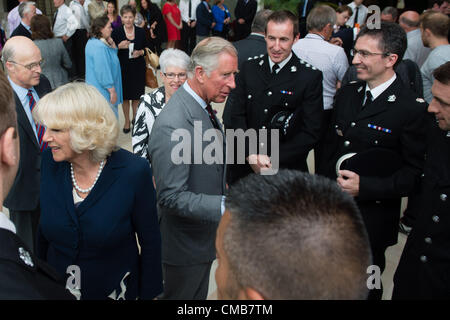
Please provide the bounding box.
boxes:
[238,287,265,300]
[0,127,19,167]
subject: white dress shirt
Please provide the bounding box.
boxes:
[364,74,397,105]
[70,0,90,31]
[346,2,368,28]
[293,33,349,110]
[179,0,201,23]
[53,4,79,38]
[0,211,16,234]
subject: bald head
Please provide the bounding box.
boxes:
[2,36,42,89]
[399,11,420,32]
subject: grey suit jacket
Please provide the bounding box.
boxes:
[148,85,226,265]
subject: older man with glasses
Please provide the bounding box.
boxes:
[1,36,52,253]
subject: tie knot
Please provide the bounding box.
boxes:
[272,63,280,74]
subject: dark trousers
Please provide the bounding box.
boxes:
[368,246,387,300]
[181,21,197,55]
[9,208,40,254]
[161,262,213,300]
[71,29,87,81]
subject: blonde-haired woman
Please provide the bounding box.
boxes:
[34,82,162,300]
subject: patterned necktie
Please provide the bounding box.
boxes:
[27,90,47,151]
[206,104,220,129]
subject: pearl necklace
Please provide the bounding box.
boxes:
[70,160,105,194]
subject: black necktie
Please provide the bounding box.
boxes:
[272,63,280,74]
[206,104,220,129]
[189,0,192,19]
[353,6,360,27]
[53,9,58,29]
[363,91,372,110]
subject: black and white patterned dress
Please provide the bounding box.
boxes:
[132,86,166,162]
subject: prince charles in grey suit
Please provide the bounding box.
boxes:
[148,37,238,300]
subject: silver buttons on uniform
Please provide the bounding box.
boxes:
[420,255,428,263]
[440,193,447,201]
[344,141,350,147]
[432,215,440,223]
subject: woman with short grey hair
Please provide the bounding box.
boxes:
[132,48,190,162]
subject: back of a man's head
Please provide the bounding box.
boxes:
[222,170,372,300]
[420,11,450,39]
[251,9,273,34]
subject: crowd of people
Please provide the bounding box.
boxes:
[0,0,449,301]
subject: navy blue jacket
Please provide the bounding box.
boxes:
[37,148,163,300]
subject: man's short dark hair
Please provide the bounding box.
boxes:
[433,61,450,85]
[265,10,299,38]
[224,170,372,299]
[0,70,17,138]
[356,22,407,67]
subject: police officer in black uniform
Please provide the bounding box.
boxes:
[0,70,73,300]
[393,61,450,299]
[223,10,323,184]
[317,22,428,300]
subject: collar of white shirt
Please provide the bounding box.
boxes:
[365,73,397,102]
[0,211,16,234]
[268,52,292,74]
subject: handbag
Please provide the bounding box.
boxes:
[145,67,158,88]
[144,47,159,69]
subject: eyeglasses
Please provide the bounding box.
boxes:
[8,59,45,71]
[350,49,390,59]
[164,72,187,80]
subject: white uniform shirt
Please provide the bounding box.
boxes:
[70,0,90,31]
[53,4,79,38]
[293,33,349,110]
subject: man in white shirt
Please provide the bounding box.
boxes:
[399,10,431,68]
[346,0,368,28]
[53,0,79,81]
[70,0,90,80]
[7,0,42,37]
[292,5,348,174]
[179,0,201,55]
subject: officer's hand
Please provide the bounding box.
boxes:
[337,170,360,197]
[247,154,272,174]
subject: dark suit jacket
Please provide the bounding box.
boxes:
[4,75,52,212]
[234,0,257,40]
[223,53,324,184]
[393,117,450,299]
[233,33,267,70]
[37,149,163,300]
[0,228,74,299]
[10,23,32,39]
[318,78,428,250]
[196,1,214,36]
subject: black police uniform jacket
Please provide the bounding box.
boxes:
[0,228,74,299]
[393,118,450,299]
[223,52,323,184]
[317,77,428,250]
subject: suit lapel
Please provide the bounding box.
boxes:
[356,78,402,120]
[14,93,40,150]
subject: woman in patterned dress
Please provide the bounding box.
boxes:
[132,48,190,162]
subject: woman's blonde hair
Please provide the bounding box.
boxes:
[33,82,119,162]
